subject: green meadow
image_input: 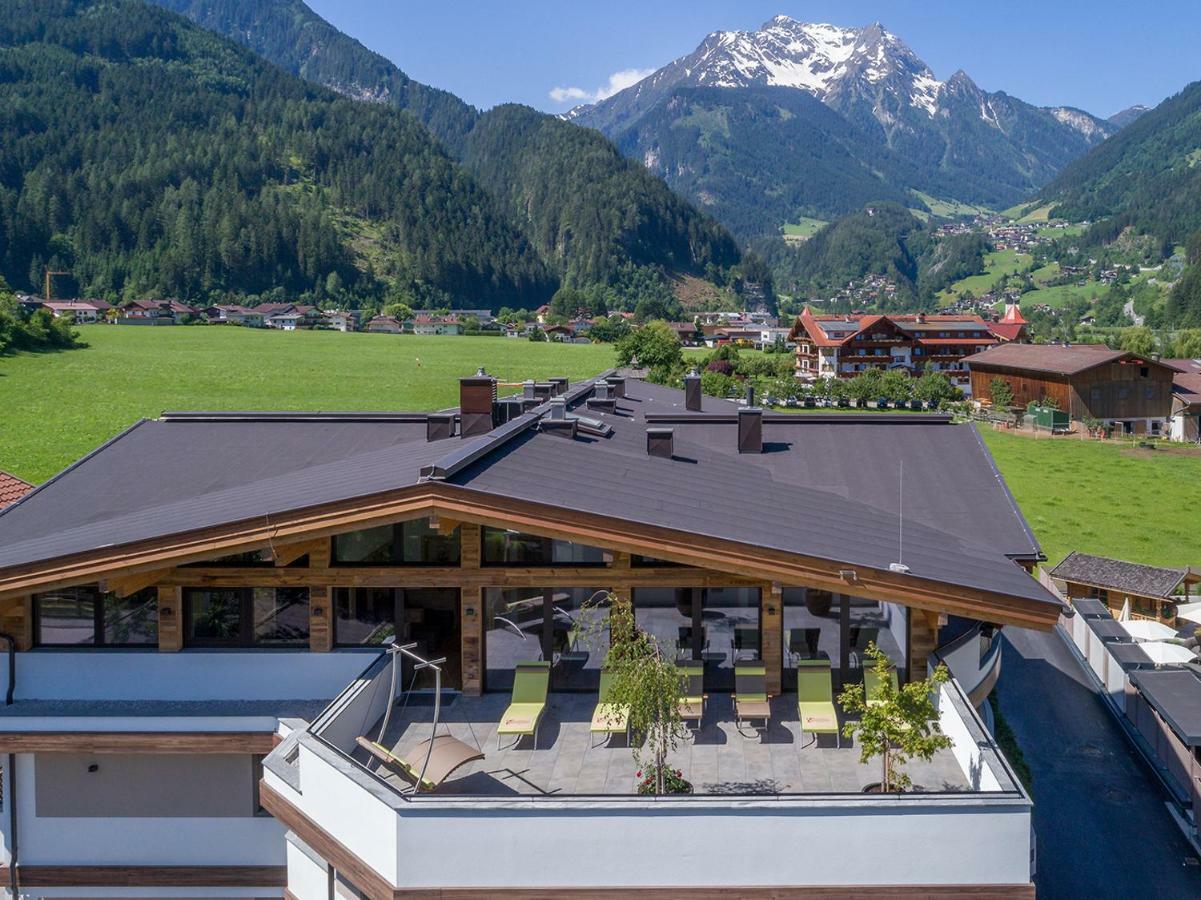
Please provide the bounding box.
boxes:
[0,326,613,482]
[978,427,1201,567]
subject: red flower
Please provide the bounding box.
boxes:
[635,771,642,778]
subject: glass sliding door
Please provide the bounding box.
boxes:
[484,586,606,691]
[334,587,398,646]
[781,588,842,690]
[633,587,697,661]
[400,588,460,690]
[781,590,908,691]
[701,587,760,692]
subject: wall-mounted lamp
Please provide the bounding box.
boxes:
[838,569,858,583]
[312,606,325,618]
[159,606,174,618]
[464,606,477,618]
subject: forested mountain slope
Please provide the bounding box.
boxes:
[153,0,740,289]
[0,0,553,306]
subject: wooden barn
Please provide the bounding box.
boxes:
[966,343,1179,435]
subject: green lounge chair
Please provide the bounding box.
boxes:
[356,735,484,792]
[589,670,631,747]
[796,659,839,748]
[496,661,550,749]
[734,663,771,737]
[864,665,899,708]
[677,662,705,731]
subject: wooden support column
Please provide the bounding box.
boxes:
[762,582,783,695]
[0,594,32,651]
[307,538,331,648]
[460,522,483,695]
[158,585,183,652]
[908,609,942,683]
[309,586,332,652]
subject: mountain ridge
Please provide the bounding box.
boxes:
[570,15,1116,236]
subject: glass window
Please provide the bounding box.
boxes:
[34,587,97,646]
[185,588,243,645]
[481,527,605,566]
[335,587,398,646]
[400,588,461,690]
[33,586,157,647]
[332,520,460,565]
[102,590,159,646]
[634,587,696,662]
[253,587,310,645]
[400,520,460,565]
[485,587,604,691]
[701,587,761,692]
[184,587,309,647]
[332,524,396,564]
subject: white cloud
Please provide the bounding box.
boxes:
[549,67,654,106]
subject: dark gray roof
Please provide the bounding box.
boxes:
[965,344,1179,377]
[1051,552,1190,599]
[1129,669,1201,746]
[0,375,1057,610]
[1070,598,1111,618]
[1106,642,1152,669]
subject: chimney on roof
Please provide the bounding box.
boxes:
[548,397,566,420]
[684,368,702,412]
[426,413,455,442]
[595,381,614,401]
[738,407,763,454]
[916,312,926,324]
[549,376,569,396]
[647,427,674,459]
[608,376,626,398]
[745,384,755,407]
[459,368,497,438]
[522,379,536,400]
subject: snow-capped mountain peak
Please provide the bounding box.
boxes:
[666,15,944,118]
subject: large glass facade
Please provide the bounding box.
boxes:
[781,589,907,690]
[33,585,157,647]
[183,587,309,647]
[333,587,460,689]
[331,519,460,566]
[632,587,760,692]
[481,528,606,566]
[484,587,607,690]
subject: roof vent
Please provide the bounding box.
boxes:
[548,397,566,420]
[745,384,755,407]
[608,376,626,398]
[459,370,497,438]
[586,397,617,414]
[738,407,763,454]
[426,413,455,442]
[595,381,614,401]
[541,418,578,439]
[684,368,702,412]
[522,379,536,400]
[647,427,674,458]
[549,376,569,396]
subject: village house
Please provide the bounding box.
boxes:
[410,314,463,335]
[117,299,198,325]
[203,305,266,327]
[788,309,1002,395]
[1050,551,1200,625]
[322,309,358,332]
[966,343,1179,436]
[0,370,1058,897]
[988,303,1031,344]
[365,314,403,334]
[41,301,104,324]
[1166,358,1201,443]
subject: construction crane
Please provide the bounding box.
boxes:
[44,268,70,303]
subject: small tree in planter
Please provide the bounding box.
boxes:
[578,592,691,795]
[838,643,952,792]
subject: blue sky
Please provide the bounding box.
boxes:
[308,0,1200,117]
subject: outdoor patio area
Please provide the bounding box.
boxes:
[350,691,971,797]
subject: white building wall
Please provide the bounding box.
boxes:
[286,835,330,900]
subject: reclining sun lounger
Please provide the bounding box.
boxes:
[590,669,631,747]
[796,659,839,748]
[356,734,484,791]
[734,663,771,737]
[496,661,550,749]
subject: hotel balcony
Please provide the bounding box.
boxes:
[262,651,1035,896]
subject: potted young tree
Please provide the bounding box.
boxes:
[579,593,692,795]
[838,643,952,793]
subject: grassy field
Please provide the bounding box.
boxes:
[910,191,993,219]
[938,249,1032,304]
[1000,202,1055,223]
[1010,281,1107,310]
[0,326,614,482]
[978,427,1201,567]
[781,217,827,239]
